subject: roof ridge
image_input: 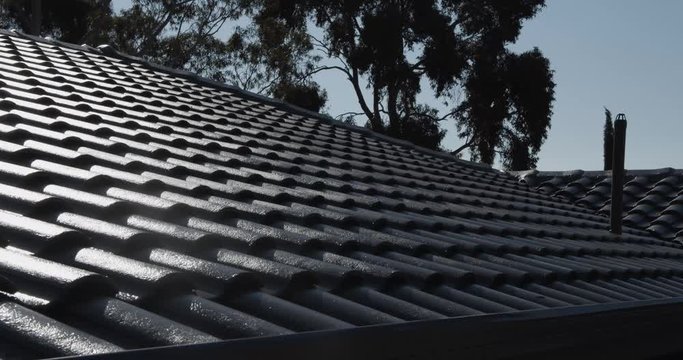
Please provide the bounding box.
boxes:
[526,167,681,177]
[0,28,491,172]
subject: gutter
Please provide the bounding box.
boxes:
[54,297,683,360]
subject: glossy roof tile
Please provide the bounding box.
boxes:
[0,30,683,358]
[517,168,683,244]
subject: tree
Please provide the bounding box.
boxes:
[108,0,328,112]
[234,0,554,164]
[457,47,555,170]
[106,0,241,82]
[0,0,112,43]
[603,107,614,171]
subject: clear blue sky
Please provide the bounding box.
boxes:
[503,0,683,171]
[112,0,683,171]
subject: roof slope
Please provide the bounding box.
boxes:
[0,30,682,359]
[518,168,683,243]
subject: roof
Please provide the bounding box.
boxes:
[517,168,683,243]
[0,29,683,359]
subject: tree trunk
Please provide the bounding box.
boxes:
[30,0,41,35]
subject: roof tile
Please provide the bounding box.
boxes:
[1,31,683,358]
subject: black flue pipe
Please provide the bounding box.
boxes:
[610,114,627,234]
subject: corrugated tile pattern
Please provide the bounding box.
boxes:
[1,31,683,359]
[519,168,683,244]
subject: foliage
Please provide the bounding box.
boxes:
[236,0,555,164]
[603,107,614,171]
[458,47,555,170]
[0,0,112,43]
[107,0,241,82]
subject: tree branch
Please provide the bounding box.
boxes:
[452,137,474,155]
[350,67,376,126]
[302,65,349,78]
[255,72,281,94]
[335,111,365,120]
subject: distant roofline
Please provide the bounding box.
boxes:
[512,167,683,180]
[0,28,494,172]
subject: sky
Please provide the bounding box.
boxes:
[504,0,683,171]
[112,0,683,171]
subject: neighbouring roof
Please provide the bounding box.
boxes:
[517,168,683,244]
[0,30,683,359]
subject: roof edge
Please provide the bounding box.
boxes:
[57,296,683,360]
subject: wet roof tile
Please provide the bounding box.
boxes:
[1,30,683,358]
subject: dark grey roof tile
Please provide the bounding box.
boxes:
[186,176,290,203]
[496,284,572,307]
[613,278,669,299]
[0,138,37,162]
[342,286,446,321]
[71,247,191,302]
[31,159,111,190]
[232,219,320,249]
[464,284,544,310]
[90,165,163,191]
[55,212,159,252]
[124,152,184,173]
[390,285,482,316]
[140,171,210,195]
[208,248,313,291]
[548,281,616,303]
[286,288,401,326]
[261,249,361,290]
[186,217,273,250]
[152,294,292,338]
[227,291,352,331]
[382,252,473,285]
[632,277,683,296]
[275,223,358,249]
[347,251,441,287]
[77,146,139,167]
[0,210,88,254]
[355,227,431,253]
[0,182,64,217]
[105,186,186,216]
[0,159,50,187]
[108,136,167,157]
[0,301,121,357]
[0,248,114,304]
[421,253,504,286]
[126,215,223,249]
[141,248,259,295]
[63,297,219,348]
